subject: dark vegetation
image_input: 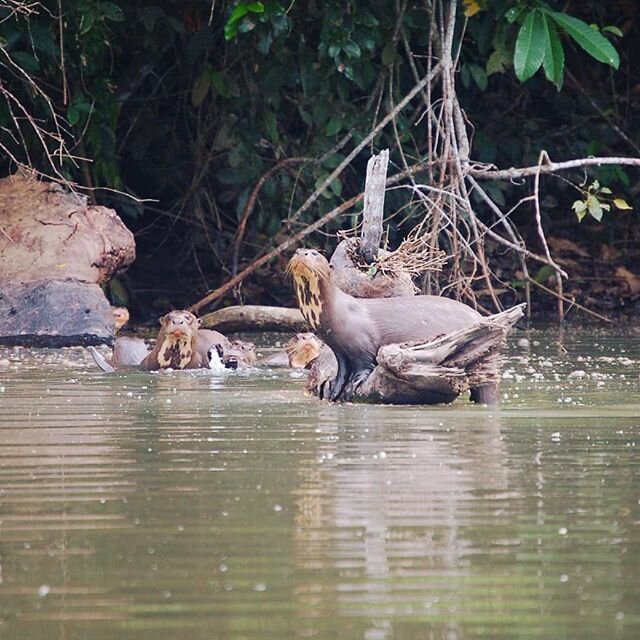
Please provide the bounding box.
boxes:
[1,1,639,320]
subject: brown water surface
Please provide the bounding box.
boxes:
[0,328,639,639]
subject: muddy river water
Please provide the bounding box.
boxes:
[0,327,639,639]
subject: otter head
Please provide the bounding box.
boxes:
[229,340,257,366]
[285,332,322,368]
[287,249,331,331]
[111,306,130,331]
[156,310,200,369]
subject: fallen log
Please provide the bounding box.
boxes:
[200,305,307,333]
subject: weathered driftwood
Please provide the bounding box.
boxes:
[200,305,306,333]
[330,238,417,298]
[306,304,525,405]
[359,149,388,263]
[328,150,417,298]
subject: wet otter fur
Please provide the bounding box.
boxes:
[90,310,250,372]
[285,332,323,368]
[288,248,492,402]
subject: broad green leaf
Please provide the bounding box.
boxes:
[505,6,525,24]
[469,64,488,90]
[67,105,80,126]
[548,11,620,69]
[533,264,555,284]
[224,4,250,40]
[541,14,564,90]
[325,116,343,136]
[80,12,95,34]
[191,69,211,107]
[381,42,396,66]
[343,41,361,59]
[101,2,124,22]
[613,198,632,210]
[599,187,612,194]
[514,10,546,83]
[314,174,332,198]
[210,70,231,98]
[587,194,603,221]
[11,51,39,72]
[572,199,587,222]
[602,25,623,38]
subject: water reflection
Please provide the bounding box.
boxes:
[0,330,638,639]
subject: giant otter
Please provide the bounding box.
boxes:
[90,310,253,372]
[288,248,493,402]
[285,332,323,368]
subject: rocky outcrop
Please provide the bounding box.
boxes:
[0,170,135,346]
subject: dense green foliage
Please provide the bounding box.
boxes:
[0,1,637,308]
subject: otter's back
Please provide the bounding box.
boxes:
[363,295,482,346]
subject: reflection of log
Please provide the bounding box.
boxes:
[307,304,525,405]
[200,305,306,332]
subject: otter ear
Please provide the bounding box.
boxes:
[195,316,202,328]
[159,314,168,325]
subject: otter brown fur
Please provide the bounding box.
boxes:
[285,332,323,368]
[90,310,250,372]
[111,306,130,332]
[288,248,492,402]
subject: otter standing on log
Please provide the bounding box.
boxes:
[288,248,493,402]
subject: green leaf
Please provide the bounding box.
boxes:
[314,174,332,199]
[469,64,488,90]
[325,116,343,136]
[514,10,546,83]
[381,42,396,66]
[191,69,211,107]
[486,43,511,76]
[11,51,39,72]
[210,70,231,98]
[613,198,632,210]
[602,25,623,38]
[80,12,95,34]
[67,105,80,126]
[533,264,555,284]
[541,14,565,90]
[548,11,620,69]
[572,199,587,222]
[586,194,603,221]
[101,2,124,22]
[343,40,361,59]
[599,186,612,194]
[504,6,525,24]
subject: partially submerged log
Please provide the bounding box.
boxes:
[306,304,525,405]
[0,170,135,346]
[200,305,306,332]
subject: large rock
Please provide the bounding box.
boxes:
[0,170,136,346]
[0,281,114,346]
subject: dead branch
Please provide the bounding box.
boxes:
[468,156,640,181]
